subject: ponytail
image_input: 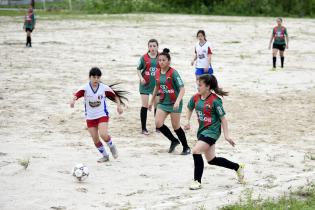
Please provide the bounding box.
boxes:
[107,83,128,106]
[199,74,228,97]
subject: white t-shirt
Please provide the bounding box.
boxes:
[195,41,212,68]
[75,83,116,120]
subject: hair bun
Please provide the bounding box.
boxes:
[163,48,170,54]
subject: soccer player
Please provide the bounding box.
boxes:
[185,74,244,190]
[70,67,127,163]
[137,39,160,135]
[191,30,213,81]
[23,7,36,47]
[268,18,289,69]
[149,48,191,155]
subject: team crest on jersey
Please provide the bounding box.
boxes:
[97,95,103,100]
[89,100,101,108]
[205,104,212,111]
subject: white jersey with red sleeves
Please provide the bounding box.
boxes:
[195,41,212,68]
[75,82,116,120]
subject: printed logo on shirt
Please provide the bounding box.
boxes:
[176,77,183,86]
[196,110,211,123]
[89,100,101,108]
[198,54,206,59]
[150,67,157,76]
[216,106,224,115]
[160,85,174,94]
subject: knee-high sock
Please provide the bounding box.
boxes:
[193,154,204,183]
[174,127,189,149]
[140,107,148,130]
[281,56,284,68]
[158,124,179,143]
[208,156,239,171]
[94,141,108,157]
[273,56,276,68]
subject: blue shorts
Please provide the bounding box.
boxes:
[195,67,213,76]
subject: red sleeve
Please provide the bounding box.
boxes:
[74,90,85,99]
[105,91,116,98]
[208,47,212,55]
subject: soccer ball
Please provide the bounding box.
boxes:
[72,163,89,181]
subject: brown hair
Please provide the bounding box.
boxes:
[199,74,228,96]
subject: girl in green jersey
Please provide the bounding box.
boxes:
[149,48,190,155]
[185,74,244,190]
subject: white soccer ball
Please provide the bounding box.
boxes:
[72,163,89,181]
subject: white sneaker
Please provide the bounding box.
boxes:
[97,155,109,163]
[236,164,245,184]
[189,180,202,190]
[110,145,118,159]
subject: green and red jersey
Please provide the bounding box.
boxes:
[155,67,184,105]
[24,12,36,30]
[187,93,225,140]
[137,53,159,94]
[272,26,288,45]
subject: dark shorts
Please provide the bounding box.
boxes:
[273,43,286,51]
[25,28,33,32]
[199,135,216,146]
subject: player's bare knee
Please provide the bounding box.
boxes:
[100,133,110,142]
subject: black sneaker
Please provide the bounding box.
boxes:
[168,141,180,153]
[181,147,191,155]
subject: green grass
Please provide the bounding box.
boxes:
[18,158,30,170]
[0,0,314,17]
[221,183,315,210]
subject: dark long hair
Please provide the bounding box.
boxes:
[197,30,207,41]
[89,67,128,106]
[199,74,228,97]
[107,83,128,106]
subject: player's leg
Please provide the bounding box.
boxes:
[87,125,109,162]
[170,112,190,155]
[154,95,160,133]
[190,141,210,190]
[272,47,279,68]
[98,119,118,159]
[140,94,150,135]
[155,108,179,153]
[205,143,244,183]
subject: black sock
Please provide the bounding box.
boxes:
[158,124,179,143]
[174,127,189,149]
[26,36,30,45]
[281,56,284,68]
[193,154,204,183]
[208,157,239,171]
[273,56,276,68]
[29,36,32,46]
[140,107,148,131]
[154,108,157,117]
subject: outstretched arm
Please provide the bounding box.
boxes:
[221,117,235,147]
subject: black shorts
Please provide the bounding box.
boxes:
[25,28,33,32]
[199,135,216,146]
[273,43,285,51]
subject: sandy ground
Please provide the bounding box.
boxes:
[0,14,315,210]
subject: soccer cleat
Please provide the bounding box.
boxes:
[236,164,245,184]
[110,145,118,159]
[168,141,180,153]
[189,180,202,190]
[141,129,149,135]
[181,147,191,155]
[97,155,109,163]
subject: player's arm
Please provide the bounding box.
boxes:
[285,29,289,49]
[268,30,274,49]
[70,89,84,108]
[174,87,185,110]
[221,117,235,147]
[184,108,193,130]
[149,85,158,111]
[191,48,197,66]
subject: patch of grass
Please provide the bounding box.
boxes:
[305,152,315,161]
[18,158,30,170]
[221,183,315,210]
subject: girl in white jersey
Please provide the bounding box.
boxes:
[191,30,213,81]
[70,67,128,163]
